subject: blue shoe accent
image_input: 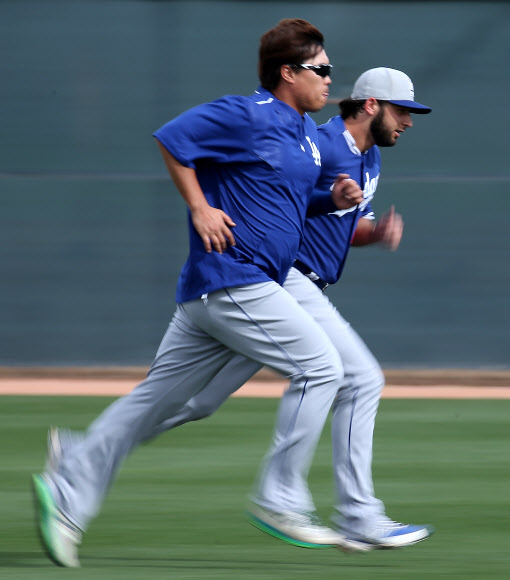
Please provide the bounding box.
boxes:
[347,522,434,549]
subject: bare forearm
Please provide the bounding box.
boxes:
[352,208,403,251]
[351,218,376,246]
[156,141,208,211]
[155,139,236,253]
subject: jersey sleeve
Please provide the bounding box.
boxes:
[153,97,252,169]
[306,190,338,216]
[360,201,375,220]
[306,124,340,216]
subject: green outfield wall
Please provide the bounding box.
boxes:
[2,0,509,367]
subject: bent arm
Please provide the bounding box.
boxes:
[156,140,236,253]
[307,174,364,216]
[351,206,403,251]
[351,217,377,246]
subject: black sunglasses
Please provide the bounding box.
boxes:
[287,63,333,78]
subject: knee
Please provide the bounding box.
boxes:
[300,357,344,391]
[186,400,219,421]
[356,363,385,395]
[372,364,385,390]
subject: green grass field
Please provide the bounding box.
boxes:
[1,396,509,579]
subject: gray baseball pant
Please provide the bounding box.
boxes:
[50,280,345,531]
[127,267,386,535]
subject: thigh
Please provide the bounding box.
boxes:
[87,307,247,445]
[284,268,379,376]
[182,282,343,382]
[147,305,241,394]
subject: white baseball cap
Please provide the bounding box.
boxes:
[351,67,431,114]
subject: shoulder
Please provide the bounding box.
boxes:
[176,94,253,135]
[303,113,319,135]
[203,94,251,117]
[318,115,344,136]
[212,89,286,129]
[317,116,346,161]
[246,89,290,125]
[318,116,344,147]
[248,88,278,106]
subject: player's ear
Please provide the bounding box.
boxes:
[281,64,295,84]
[364,97,379,117]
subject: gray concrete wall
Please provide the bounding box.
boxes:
[2,1,509,367]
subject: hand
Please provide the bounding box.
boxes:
[191,205,236,253]
[372,206,404,251]
[330,174,364,210]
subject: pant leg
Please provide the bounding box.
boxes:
[330,349,386,535]
[293,276,386,531]
[145,355,262,440]
[255,268,385,525]
[53,306,243,529]
[52,281,343,529]
[183,283,344,514]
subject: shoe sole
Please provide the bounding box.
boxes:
[380,527,434,549]
[247,512,335,549]
[335,538,375,553]
[31,474,65,567]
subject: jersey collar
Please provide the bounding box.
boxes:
[342,128,366,156]
[254,86,308,122]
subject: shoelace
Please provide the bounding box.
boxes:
[380,520,405,529]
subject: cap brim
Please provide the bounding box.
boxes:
[388,100,431,114]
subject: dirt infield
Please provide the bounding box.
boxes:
[1,367,510,398]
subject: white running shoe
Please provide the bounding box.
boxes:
[345,520,434,549]
[31,473,83,567]
[247,505,371,552]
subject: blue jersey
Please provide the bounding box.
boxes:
[154,88,322,303]
[296,115,381,284]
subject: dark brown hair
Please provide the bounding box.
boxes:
[338,98,388,120]
[258,19,324,92]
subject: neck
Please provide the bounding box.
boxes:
[344,116,374,153]
[272,85,305,116]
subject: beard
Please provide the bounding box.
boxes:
[370,108,397,147]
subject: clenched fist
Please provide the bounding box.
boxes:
[330,173,364,210]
